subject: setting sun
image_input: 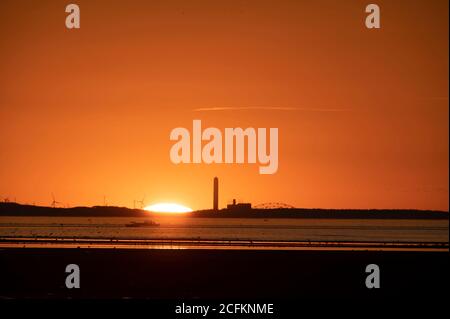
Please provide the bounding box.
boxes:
[144,203,193,214]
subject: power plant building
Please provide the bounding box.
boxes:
[212,177,252,212]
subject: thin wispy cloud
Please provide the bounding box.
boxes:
[193,107,351,112]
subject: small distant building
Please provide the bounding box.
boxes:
[227,199,252,211]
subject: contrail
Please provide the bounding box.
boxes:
[192,106,351,112]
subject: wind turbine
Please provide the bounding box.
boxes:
[51,193,61,208]
[137,195,146,209]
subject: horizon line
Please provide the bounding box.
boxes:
[192,106,352,112]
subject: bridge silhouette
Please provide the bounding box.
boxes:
[253,202,296,209]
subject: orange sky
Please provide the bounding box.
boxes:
[0,0,448,211]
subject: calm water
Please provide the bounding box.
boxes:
[0,216,448,243]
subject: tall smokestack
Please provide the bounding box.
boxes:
[213,177,219,211]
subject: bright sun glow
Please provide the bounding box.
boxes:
[144,203,193,213]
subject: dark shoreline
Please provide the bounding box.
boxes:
[1,202,448,219]
[0,247,448,300]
